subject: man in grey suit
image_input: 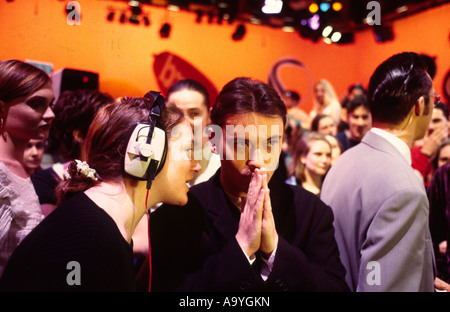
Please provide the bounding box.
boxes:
[321,52,444,291]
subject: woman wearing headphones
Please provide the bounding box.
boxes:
[0,93,201,291]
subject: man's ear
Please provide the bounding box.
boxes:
[206,126,217,154]
[415,95,430,117]
[206,125,223,155]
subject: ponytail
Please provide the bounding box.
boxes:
[55,160,101,205]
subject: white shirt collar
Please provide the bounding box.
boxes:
[369,128,412,165]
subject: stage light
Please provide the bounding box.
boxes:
[309,3,319,13]
[195,10,203,23]
[160,23,171,38]
[119,13,126,23]
[232,24,246,41]
[143,15,150,26]
[262,0,283,14]
[332,2,342,11]
[322,25,333,37]
[106,11,114,22]
[308,14,320,31]
[320,3,330,12]
[331,31,342,42]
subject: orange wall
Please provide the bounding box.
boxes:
[0,0,449,113]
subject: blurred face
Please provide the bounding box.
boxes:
[216,113,284,198]
[317,116,337,135]
[438,145,450,168]
[427,107,448,138]
[301,140,331,177]
[348,106,372,141]
[314,83,325,105]
[325,134,341,164]
[23,139,45,175]
[167,89,210,148]
[2,82,55,142]
[155,121,201,206]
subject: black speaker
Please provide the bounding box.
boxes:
[51,68,99,100]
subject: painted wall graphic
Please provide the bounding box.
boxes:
[153,52,218,107]
[268,58,314,107]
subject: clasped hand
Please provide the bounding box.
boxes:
[235,168,279,259]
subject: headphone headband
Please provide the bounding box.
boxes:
[123,91,167,190]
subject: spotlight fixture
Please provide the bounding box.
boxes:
[195,10,203,23]
[160,23,171,38]
[143,15,150,26]
[309,3,319,13]
[332,2,343,11]
[232,24,246,41]
[262,0,283,14]
[106,11,114,22]
[119,12,126,23]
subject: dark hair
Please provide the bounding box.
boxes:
[368,52,432,125]
[432,138,450,170]
[55,95,185,204]
[166,79,210,109]
[347,95,370,115]
[348,84,366,95]
[435,102,449,121]
[310,114,331,132]
[210,77,286,128]
[49,89,114,160]
[0,59,51,103]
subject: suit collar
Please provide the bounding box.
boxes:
[362,129,412,165]
[368,128,411,165]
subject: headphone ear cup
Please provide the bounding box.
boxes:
[124,123,167,180]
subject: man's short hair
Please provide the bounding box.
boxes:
[368,52,432,125]
[210,77,287,128]
[347,95,370,115]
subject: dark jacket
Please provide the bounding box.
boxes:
[150,169,348,292]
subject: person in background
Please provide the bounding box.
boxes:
[286,133,332,196]
[0,93,201,291]
[321,52,446,291]
[31,89,114,216]
[335,95,372,153]
[165,79,221,185]
[0,59,55,277]
[428,163,450,284]
[281,89,309,129]
[433,139,450,170]
[411,100,449,186]
[309,79,341,128]
[325,134,342,165]
[22,138,46,176]
[339,84,366,133]
[150,77,348,292]
[310,114,337,136]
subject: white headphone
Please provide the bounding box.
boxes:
[123,91,167,190]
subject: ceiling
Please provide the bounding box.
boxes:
[110,0,450,43]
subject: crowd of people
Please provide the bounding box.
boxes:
[0,52,450,292]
